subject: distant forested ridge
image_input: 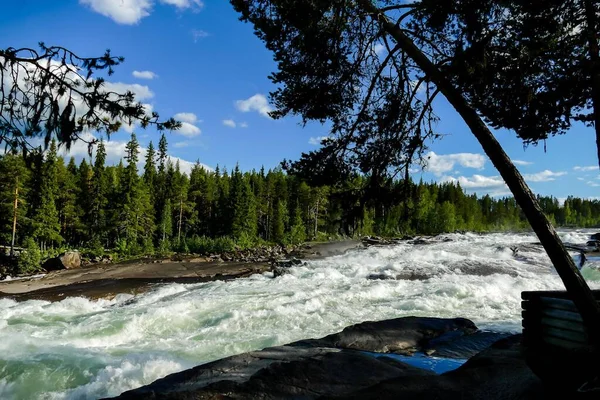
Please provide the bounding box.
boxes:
[0,133,597,262]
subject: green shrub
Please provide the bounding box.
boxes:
[18,238,42,275]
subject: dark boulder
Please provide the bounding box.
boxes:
[330,335,547,400]
[314,317,478,354]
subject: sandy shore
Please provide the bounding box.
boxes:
[0,241,362,302]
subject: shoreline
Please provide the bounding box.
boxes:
[0,240,363,302]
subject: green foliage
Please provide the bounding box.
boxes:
[185,235,236,255]
[4,131,600,269]
[18,238,42,274]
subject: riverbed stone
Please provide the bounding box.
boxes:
[109,317,482,400]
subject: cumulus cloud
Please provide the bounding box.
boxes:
[173,112,199,124]
[102,81,154,101]
[424,151,486,176]
[574,165,598,172]
[308,136,329,145]
[60,132,211,173]
[441,174,509,196]
[239,122,248,128]
[80,0,203,24]
[513,160,533,166]
[523,170,566,182]
[172,112,201,137]
[236,94,273,118]
[132,70,158,80]
[223,119,236,128]
[177,123,201,137]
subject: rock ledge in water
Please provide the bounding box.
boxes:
[109,317,481,399]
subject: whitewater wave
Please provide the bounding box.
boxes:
[1,229,599,399]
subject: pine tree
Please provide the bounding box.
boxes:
[89,140,108,245]
[31,140,62,250]
[0,154,29,254]
[56,157,80,244]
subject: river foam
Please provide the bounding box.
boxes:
[1,229,599,399]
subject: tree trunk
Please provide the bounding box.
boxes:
[584,0,600,171]
[178,197,183,244]
[314,198,319,239]
[360,0,600,339]
[10,177,18,257]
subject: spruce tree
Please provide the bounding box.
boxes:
[31,140,62,251]
[0,154,29,254]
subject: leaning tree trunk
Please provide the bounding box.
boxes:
[359,0,600,339]
[583,0,600,171]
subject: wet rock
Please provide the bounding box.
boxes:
[366,273,395,281]
[591,233,600,241]
[109,317,483,400]
[113,347,433,400]
[332,335,546,400]
[294,317,478,355]
[395,271,432,281]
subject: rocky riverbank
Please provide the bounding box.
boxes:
[0,241,362,301]
[108,316,553,400]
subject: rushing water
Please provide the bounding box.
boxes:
[1,230,600,399]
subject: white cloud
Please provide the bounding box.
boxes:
[191,29,210,42]
[80,0,153,24]
[577,177,585,181]
[373,43,386,56]
[172,112,201,137]
[523,170,566,182]
[513,160,533,166]
[308,136,329,146]
[132,70,158,80]
[160,0,203,9]
[102,81,154,101]
[239,122,248,128]
[587,181,600,187]
[173,112,199,124]
[236,94,273,118]
[177,122,201,137]
[441,174,509,196]
[60,132,211,173]
[424,151,486,176]
[574,165,598,172]
[80,0,202,25]
[223,119,236,128]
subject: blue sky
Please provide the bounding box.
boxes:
[2,0,599,200]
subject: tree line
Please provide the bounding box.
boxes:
[1,133,598,269]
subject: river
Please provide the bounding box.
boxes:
[1,230,599,399]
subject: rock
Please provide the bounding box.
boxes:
[110,346,433,400]
[42,251,81,271]
[332,335,546,400]
[366,273,395,281]
[316,317,478,354]
[109,317,482,400]
[591,233,600,241]
[187,257,208,263]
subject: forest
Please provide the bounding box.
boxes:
[1,132,598,275]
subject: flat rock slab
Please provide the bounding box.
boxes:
[330,335,548,400]
[293,316,478,355]
[0,241,362,301]
[108,317,482,400]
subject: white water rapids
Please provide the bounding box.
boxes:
[2,230,600,399]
